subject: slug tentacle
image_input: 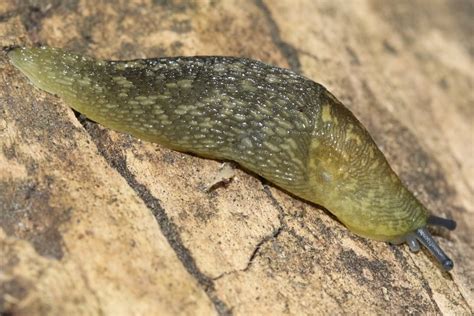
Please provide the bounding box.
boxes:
[414,227,454,271]
[405,233,421,253]
[8,46,456,271]
[427,215,457,230]
[402,218,454,271]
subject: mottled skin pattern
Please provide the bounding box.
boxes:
[9,47,429,243]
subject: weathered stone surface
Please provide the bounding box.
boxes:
[1,0,472,315]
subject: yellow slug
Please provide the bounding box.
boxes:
[8,46,456,270]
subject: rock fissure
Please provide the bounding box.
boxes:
[75,116,231,316]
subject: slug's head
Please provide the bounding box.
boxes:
[8,46,92,96]
[401,215,456,271]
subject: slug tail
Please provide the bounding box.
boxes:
[8,48,41,82]
[8,47,61,95]
[414,227,453,271]
[8,47,96,99]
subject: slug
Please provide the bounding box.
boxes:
[8,46,456,271]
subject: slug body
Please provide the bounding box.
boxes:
[8,47,456,270]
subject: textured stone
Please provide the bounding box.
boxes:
[0,0,472,315]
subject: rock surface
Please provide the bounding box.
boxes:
[0,0,472,315]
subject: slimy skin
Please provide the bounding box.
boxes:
[8,47,456,270]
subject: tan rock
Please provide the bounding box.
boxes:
[1,0,472,315]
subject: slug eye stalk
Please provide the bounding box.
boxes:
[405,215,456,271]
[427,215,457,231]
